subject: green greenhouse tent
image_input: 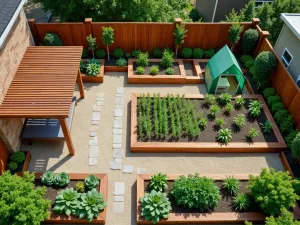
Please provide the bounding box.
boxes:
[205,45,245,94]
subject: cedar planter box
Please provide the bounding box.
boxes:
[81,59,105,83]
[182,59,204,84]
[34,173,108,224]
[136,174,268,224]
[130,93,287,153]
[128,59,186,84]
[8,151,31,174]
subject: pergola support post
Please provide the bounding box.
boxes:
[59,118,75,155]
[77,69,85,99]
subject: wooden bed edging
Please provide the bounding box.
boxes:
[182,59,204,84]
[136,174,268,224]
[81,59,105,83]
[104,65,128,72]
[128,59,186,84]
[21,151,31,172]
[130,93,287,153]
[33,173,108,224]
[280,151,295,178]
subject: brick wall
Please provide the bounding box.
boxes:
[0,9,33,152]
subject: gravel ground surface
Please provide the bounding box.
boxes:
[24,72,283,225]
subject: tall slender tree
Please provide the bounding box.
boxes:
[86,34,97,58]
[240,0,256,21]
[102,27,114,61]
[173,24,187,58]
[228,23,244,51]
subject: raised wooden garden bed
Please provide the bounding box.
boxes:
[34,173,108,224]
[81,59,105,83]
[128,59,186,84]
[182,59,204,84]
[136,174,268,224]
[130,93,287,153]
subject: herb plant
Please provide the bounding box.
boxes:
[223,176,240,196]
[116,58,127,66]
[171,174,221,211]
[217,128,232,144]
[166,67,174,75]
[150,66,159,75]
[216,118,225,128]
[160,50,174,69]
[75,181,85,193]
[260,120,273,134]
[149,173,168,192]
[204,94,216,105]
[53,188,80,216]
[233,193,250,211]
[210,104,220,117]
[233,114,246,128]
[199,118,208,130]
[41,171,56,186]
[140,190,172,224]
[224,103,234,114]
[10,151,25,163]
[136,66,145,75]
[84,175,99,190]
[8,162,17,171]
[219,93,232,105]
[137,52,149,67]
[248,127,259,139]
[54,172,70,187]
[248,100,262,118]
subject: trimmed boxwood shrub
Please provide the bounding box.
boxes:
[8,162,18,171]
[192,48,204,59]
[279,115,294,135]
[166,67,174,75]
[274,109,289,123]
[152,48,162,58]
[253,51,276,89]
[203,48,215,58]
[249,168,298,215]
[136,66,145,75]
[244,59,254,69]
[44,33,63,46]
[10,151,25,163]
[242,29,259,53]
[95,49,106,59]
[286,130,300,148]
[292,133,300,162]
[113,48,124,59]
[271,101,285,114]
[267,95,281,108]
[131,49,141,58]
[150,66,159,75]
[171,174,221,211]
[82,48,88,58]
[241,54,254,64]
[263,88,276,99]
[181,48,193,58]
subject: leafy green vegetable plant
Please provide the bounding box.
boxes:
[204,94,216,105]
[76,189,107,222]
[54,172,70,187]
[263,88,275,99]
[181,48,193,58]
[171,174,221,210]
[217,128,232,144]
[192,48,203,59]
[166,67,174,75]
[149,173,168,192]
[44,33,63,46]
[8,162,17,171]
[95,49,106,59]
[113,48,124,59]
[86,63,100,77]
[199,118,207,130]
[75,181,85,193]
[41,171,56,186]
[150,66,159,75]
[248,127,259,139]
[160,50,174,69]
[10,151,25,163]
[136,66,145,75]
[224,103,234,114]
[137,52,149,67]
[116,58,127,66]
[233,114,246,128]
[53,188,80,216]
[210,104,220,117]
[84,175,99,190]
[219,93,232,105]
[216,118,225,128]
[102,27,114,61]
[248,100,262,117]
[152,48,162,58]
[140,190,172,224]
[0,172,51,225]
[235,97,245,108]
[248,168,298,215]
[260,120,273,134]
[223,176,240,196]
[233,193,250,211]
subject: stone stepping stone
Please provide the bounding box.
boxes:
[92,120,99,125]
[90,132,97,137]
[88,158,98,166]
[113,150,123,158]
[96,101,103,106]
[89,139,98,146]
[113,119,122,128]
[137,168,147,174]
[114,196,124,202]
[116,105,123,109]
[92,112,100,121]
[89,146,99,158]
[93,105,101,112]
[114,182,125,195]
[114,109,123,117]
[90,126,99,132]
[113,135,122,144]
[113,129,122,135]
[113,202,125,213]
[110,161,122,170]
[96,93,105,97]
[115,97,124,105]
[96,96,104,101]
[116,94,123,97]
[117,87,124,94]
[114,158,122,163]
[113,144,121,149]
[123,165,133,174]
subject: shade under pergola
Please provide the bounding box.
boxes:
[0,46,85,155]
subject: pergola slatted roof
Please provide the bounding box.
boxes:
[0,46,83,118]
[0,46,85,155]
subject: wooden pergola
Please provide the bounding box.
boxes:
[0,46,84,155]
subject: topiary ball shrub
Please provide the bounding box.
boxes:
[244,59,254,69]
[263,88,276,99]
[150,66,159,75]
[44,33,63,46]
[286,130,300,149]
[248,168,298,215]
[192,48,204,59]
[95,49,106,59]
[10,151,25,163]
[203,48,215,59]
[0,172,51,224]
[131,49,141,58]
[279,115,294,135]
[241,55,254,64]
[152,48,162,58]
[253,51,276,89]
[291,133,300,162]
[136,66,145,75]
[82,48,88,58]
[171,174,221,211]
[113,48,124,59]
[274,109,289,123]
[166,67,174,75]
[271,101,285,114]
[267,95,281,108]
[242,29,259,53]
[181,48,193,59]
[8,162,18,171]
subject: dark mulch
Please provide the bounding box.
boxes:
[144,180,260,213]
[184,62,195,76]
[283,151,300,178]
[35,180,100,213]
[138,98,278,143]
[133,62,180,75]
[8,152,28,174]
[104,56,128,66]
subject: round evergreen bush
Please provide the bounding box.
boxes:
[152,48,162,58]
[285,130,300,148]
[181,48,193,58]
[279,115,294,135]
[10,151,25,163]
[192,48,204,59]
[8,162,18,171]
[274,109,289,123]
[166,67,174,75]
[171,174,221,211]
[244,59,254,69]
[95,49,106,59]
[136,66,145,75]
[203,48,215,58]
[113,48,124,58]
[253,51,276,89]
[150,66,159,75]
[240,54,254,64]
[267,95,281,108]
[292,133,300,162]
[242,29,259,53]
[271,101,285,114]
[263,88,276,99]
[44,33,63,46]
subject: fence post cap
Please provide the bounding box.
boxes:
[262,31,270,36]
[28,18,35,23]
[174,18,182,23]
[85,18,92,23]
[252,18,260,24]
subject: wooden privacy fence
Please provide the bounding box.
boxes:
[28,18,256,53]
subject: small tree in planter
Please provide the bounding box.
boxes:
[86,34,97,58]
[228,23,244,51]
[102,27,114,61]
[173,24,187,58]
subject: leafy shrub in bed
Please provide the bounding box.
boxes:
[86,63,100,77]
[0,172,51,225]
[242,29,259,53]
[233,193,250,211]
[224,103,234,114]
[271,101,285,114]
[286,130,300,148]
[248,168,298,215]
[260,120,273,134]
[192,48,204,59]
[53,188,80,216]
[41,171,56,186]
[219,93,232,105]
[44,33,63,46]
[54,172,70,187]
[113,48,124,59]
[165,67,174,75]
[223,176,240,196]
[216,118,225,128]
[267,95,281,108]
[95,49,106,59]
[279,115,294,135]
[150,66,159,75]
[137,52,149,67]
[149,173,168,192]
[241,55,254,64]
[233,114,246,128]
[204,94,216,105]
[136,66,145,75]
[84,175,99,190]
[203,48,215,58]
[116,58,127,66]
[248,127,259,140]
[140,190,171,224]
[171,174,221,211]
[209,104,220,117]
[244,59,254,69]
[180,48,193,58]
[131,49,141,58]
[160,50,174,68]
[11,151,25,163]
[8,162,17,171]
[248,100,262,118]
[263,87,276,99]
[152,48,162,58]
[217,128,232,144]
[235,97,245,108]
[292,133,300,162]
[274,109,289,123]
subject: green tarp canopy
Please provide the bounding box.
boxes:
[205,45,245,94]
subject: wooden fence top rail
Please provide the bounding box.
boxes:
[0,46,83,118]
